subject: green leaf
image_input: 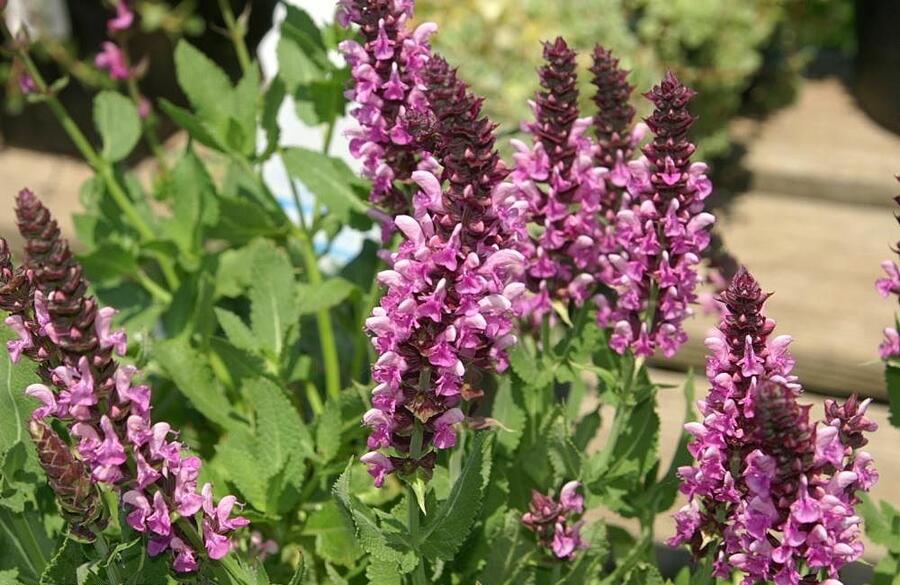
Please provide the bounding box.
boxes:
[419,432,494,560]
[154,338,238,429]
[0,324,41,457]
[231,67,260,156]
[215,432,271,512]
[164,148,218,254]
[476,510,532,585]
[209,197,286,243]
[886,363,900,427]
[315,398,342,464]
[333,462,416,573]
[250,377,312,472]
[77,243,139,284]
[302,502,362,567]
[281,148,368,222]
[40,538,86,585]
[490,377,525,454]
[214,308,257,354]
[94,91,140,162]
[297,278,356,316]
[508,345,553,389]
[547,421,583,484]
[277,37,323,92]
[248,241,299,357]
[260,77,286,160]
[158,100,224,151]
[174,41,234,134]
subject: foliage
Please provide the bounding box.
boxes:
[0,2,886,585]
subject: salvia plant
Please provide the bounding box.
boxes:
[0,1,890,584]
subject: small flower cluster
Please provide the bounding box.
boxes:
[596,71,714,357]
[95,1,135,80]
[1,189,247,572]
[338,0,439,213]
[361,56,522,487]
[875,178,900,359]
[670,268,878,583]
[521,481,587,560]
[494,38,605,322]
[589,45,646,264]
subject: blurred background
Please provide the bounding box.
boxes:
[1,0,899,579]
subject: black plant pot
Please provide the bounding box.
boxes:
[0,0,278,158]
[855,0,900,135]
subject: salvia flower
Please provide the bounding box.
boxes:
[494,37,605,322]
[361,56,522,486]
[95,41,131,80]
[107,1,135,33]
[670,268,877,583]
[1,189,247,572]
[596,71,714,358]
[876,178,900,359]
[521,481,587,560]
[339,0,439,213]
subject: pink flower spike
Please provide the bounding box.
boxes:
[4,315,33,363]
[96,307,127,355]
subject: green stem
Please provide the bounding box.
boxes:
[93,531,121,585]
[601,526,652,584]
[407,423,427,585]
[125,74,168,176]
[295,228,342,401]
[3,23,180,291]
[216,0,252,74]
[135,267,173,303]
[541,314,552,359]
[304,381,324,416]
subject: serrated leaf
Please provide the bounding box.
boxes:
[231,67,260,156]
[164,148,218,254]
[281,148,368,222]
[215,433,271,512]
[302,502,361,567]
[158,100,224,151]
[297,278,356,316]
[547,422,583,484]
[260,77,286,160]
[40,538,86,585]
[154,338,237,429]
[419,433,493,560]
[476,510,532,585]
[508,345,553,389]
[214,308,257,354]
[490,377,525,454]
[250,377,312,472]
[209,197,286,243]
[249,241,299,358]
[333,462,416,572]
[174,41,233,135]
[315,398,342,463]
[94,91,140,162]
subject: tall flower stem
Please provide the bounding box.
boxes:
[1,21,180,291]
[243,149,343,401]
[216,0,252,74]
[407,423,427,585]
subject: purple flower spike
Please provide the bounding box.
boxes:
[876,177,900,359]
[495,37,604,322]
[597,71,714,358]
[0,189,247,572]
[339,0,439,213]
[522,481,588,560]
[670,268,877,584]
[361,52,522,486]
